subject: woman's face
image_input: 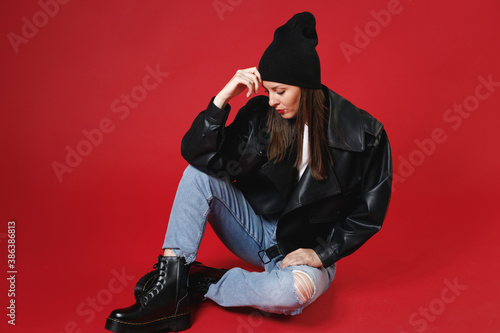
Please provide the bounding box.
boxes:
[262,81,301,119]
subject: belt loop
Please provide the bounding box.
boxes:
[259,244,284,265]
[258,249,271,265]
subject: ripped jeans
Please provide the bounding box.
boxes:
[163,165,336,315]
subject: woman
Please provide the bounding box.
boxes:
[105,12,392,333]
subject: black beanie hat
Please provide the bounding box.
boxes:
[258,12,321,89]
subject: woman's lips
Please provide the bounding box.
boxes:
[276,109,285,114]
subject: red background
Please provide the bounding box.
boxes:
[1,0,500,332]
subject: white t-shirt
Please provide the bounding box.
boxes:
[298,124,310,180]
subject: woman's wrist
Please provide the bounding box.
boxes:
[213,93,230,110]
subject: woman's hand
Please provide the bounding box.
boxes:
[280,248,323,269]
[213,67,262,109]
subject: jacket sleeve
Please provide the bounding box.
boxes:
[315,128,393,268]
[180,96,267,180]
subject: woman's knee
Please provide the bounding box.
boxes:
[183,165,227,186]
[181,165,212,188]
[293,270,315,304]
[271,270,315,315]
[183,164,206,179]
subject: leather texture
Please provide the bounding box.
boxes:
[105,255,191,332]
[134,261,228,300]
[181,86,392,268]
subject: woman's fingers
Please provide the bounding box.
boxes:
[235,71,255,97]
[280,248,323,268]
[253,67,262,83]
[236,67,261,97]
[246,67,262,93]
[214,67,262,109]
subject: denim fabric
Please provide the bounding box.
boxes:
[163,165,336,315]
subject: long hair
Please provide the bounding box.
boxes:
[266,88,332,181]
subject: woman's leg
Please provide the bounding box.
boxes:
[106,165,271,331]
[162,165,275,266]
[163,165,336,315]
[205,258,336,315]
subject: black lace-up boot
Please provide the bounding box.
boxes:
[105,255,191,333]
[134,262,228,301]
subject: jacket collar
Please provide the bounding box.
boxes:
[323,86,365,152]
[280,162,341,216]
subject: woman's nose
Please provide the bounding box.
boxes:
[268,97,279,107]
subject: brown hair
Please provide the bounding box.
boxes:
[266,88,332,181]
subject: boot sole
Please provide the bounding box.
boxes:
[104,311,191,333]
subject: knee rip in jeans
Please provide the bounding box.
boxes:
[293,270,315,304]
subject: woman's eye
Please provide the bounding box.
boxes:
[277,91,285,95]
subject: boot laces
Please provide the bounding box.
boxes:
[140,259,167,304]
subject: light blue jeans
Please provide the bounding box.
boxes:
[163,165,336,315]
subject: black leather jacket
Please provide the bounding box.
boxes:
[181,86,392,267]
